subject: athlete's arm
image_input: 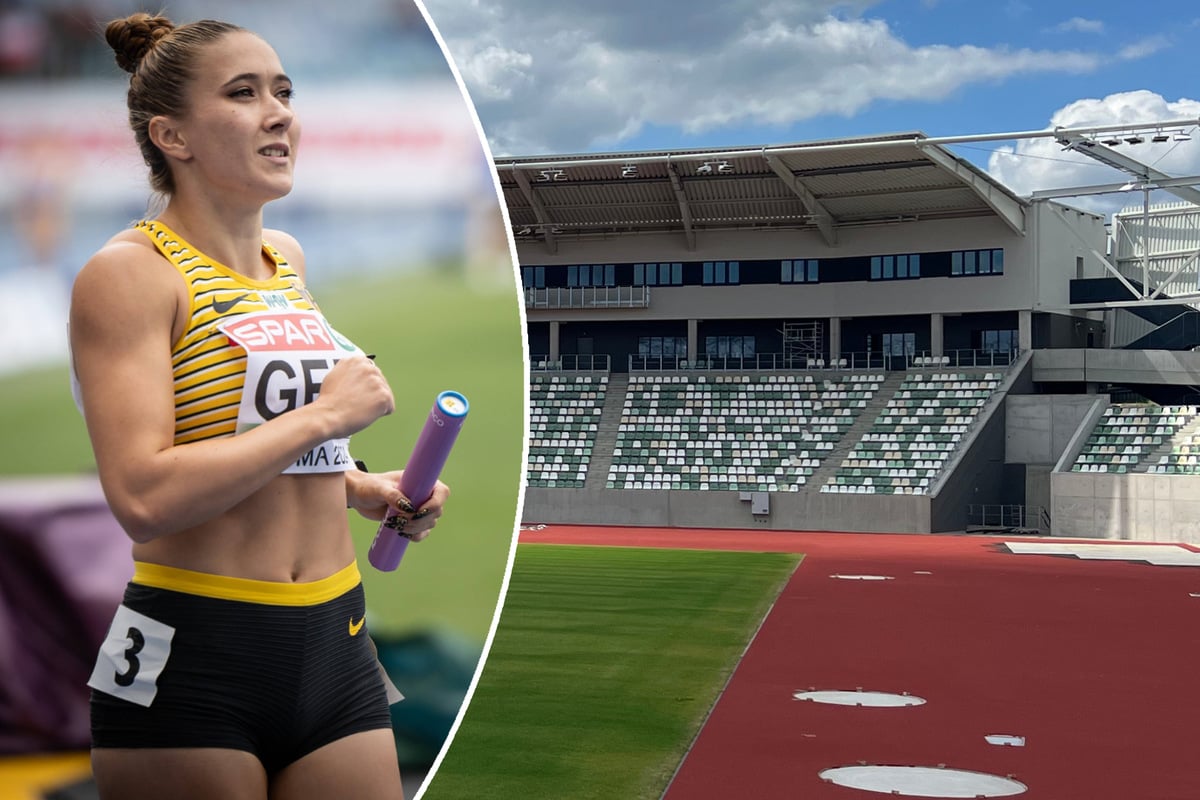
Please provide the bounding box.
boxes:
[70,238,394,543]
[261,231,450,537]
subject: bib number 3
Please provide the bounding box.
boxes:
[88,605,175,707]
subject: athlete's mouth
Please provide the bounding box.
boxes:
[259,145,289,158]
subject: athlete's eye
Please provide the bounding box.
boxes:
[277,87,295,101]
[229,87,254,98]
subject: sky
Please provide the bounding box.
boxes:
[422,0,1200,216]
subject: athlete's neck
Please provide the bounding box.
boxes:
[156,200,272,281]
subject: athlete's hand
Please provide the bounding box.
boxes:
[350,470,450,543]
[317,355,395,437]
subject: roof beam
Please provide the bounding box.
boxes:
[1029,174,1200,200]
[763,152,837,246]
[915,143,1026,235]
[492,117,1200,171]
[1057,135,1200,206]
[665,160,697,250]
[512,168,558,255]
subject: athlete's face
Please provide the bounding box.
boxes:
[175,31,301,203]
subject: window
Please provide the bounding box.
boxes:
[870,253,920,281]
[951,249,1003,277]
[522,266,545,288]
[882,332,916,357]
[567,265,616,287]
[782,259,819,283]
[702,261,740,285]
[979,329,1017,353]
[634,263,683,286]
[639,336,687,357]
[704,335,756,358]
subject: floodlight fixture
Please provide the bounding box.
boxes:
[1152,131,1170,143]
[716,161,734,174]
[1101,136,1122,146]
[1124,135,1144,145]
[696,162,714,175]
[621,165,638,178]
[537,168,567,182]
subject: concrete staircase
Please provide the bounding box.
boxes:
[804,371,908,491]
[585,374,628,487]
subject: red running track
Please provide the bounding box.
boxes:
[520,525,1200,799]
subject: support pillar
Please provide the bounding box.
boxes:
[828,317,841,365]
[1018,310,1032,353]
[930,313,944,357]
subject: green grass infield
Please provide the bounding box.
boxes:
[422,543,802,800]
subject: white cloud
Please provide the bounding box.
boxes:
[1117,36,1171,61]
[986,90,1200,216]
[1051,17,1105,35]
[427,0,1115,156]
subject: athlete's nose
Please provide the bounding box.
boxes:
[264,96,295,133]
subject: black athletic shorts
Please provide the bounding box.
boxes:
[89,561,394,774]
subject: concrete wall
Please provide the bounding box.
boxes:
[1032,348,1200,385]
[1026,465,1053,522]
[1050,471,1200,542]
[520,487,932,533]
[1031,201,1111,309]
[1006,394,1103,466]
[930,395,1008,532]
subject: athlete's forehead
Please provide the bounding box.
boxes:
[190,30,289,89]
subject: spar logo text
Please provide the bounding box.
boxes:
[224,312,353,352]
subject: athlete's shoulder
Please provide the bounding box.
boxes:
[263,228,306,277]
[72,227,179,314]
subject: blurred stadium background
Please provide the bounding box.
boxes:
[0,1,523,797]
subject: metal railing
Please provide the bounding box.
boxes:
[907,348,1020,369]
[623,349,1021,372]
[628,353,794,371]
[529,354,611,372]
[525,286,650,309]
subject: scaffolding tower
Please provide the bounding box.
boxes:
[782,320,823,368]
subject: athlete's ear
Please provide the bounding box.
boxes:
[148,115,193,163]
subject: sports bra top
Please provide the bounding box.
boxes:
[73,219,361,474]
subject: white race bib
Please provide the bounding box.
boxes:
[219,310,361,474]
[88,605,176,707]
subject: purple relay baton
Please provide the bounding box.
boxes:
[368,390,469,572]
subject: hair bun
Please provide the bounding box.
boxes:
[106,12,176,74]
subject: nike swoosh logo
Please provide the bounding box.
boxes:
[211,293,252,314]
[349,615,366,637]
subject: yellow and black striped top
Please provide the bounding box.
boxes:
[137,219,318,445]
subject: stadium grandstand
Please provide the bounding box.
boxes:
[502,126,1200,541]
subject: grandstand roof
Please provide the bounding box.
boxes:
[494,132,1029,253]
